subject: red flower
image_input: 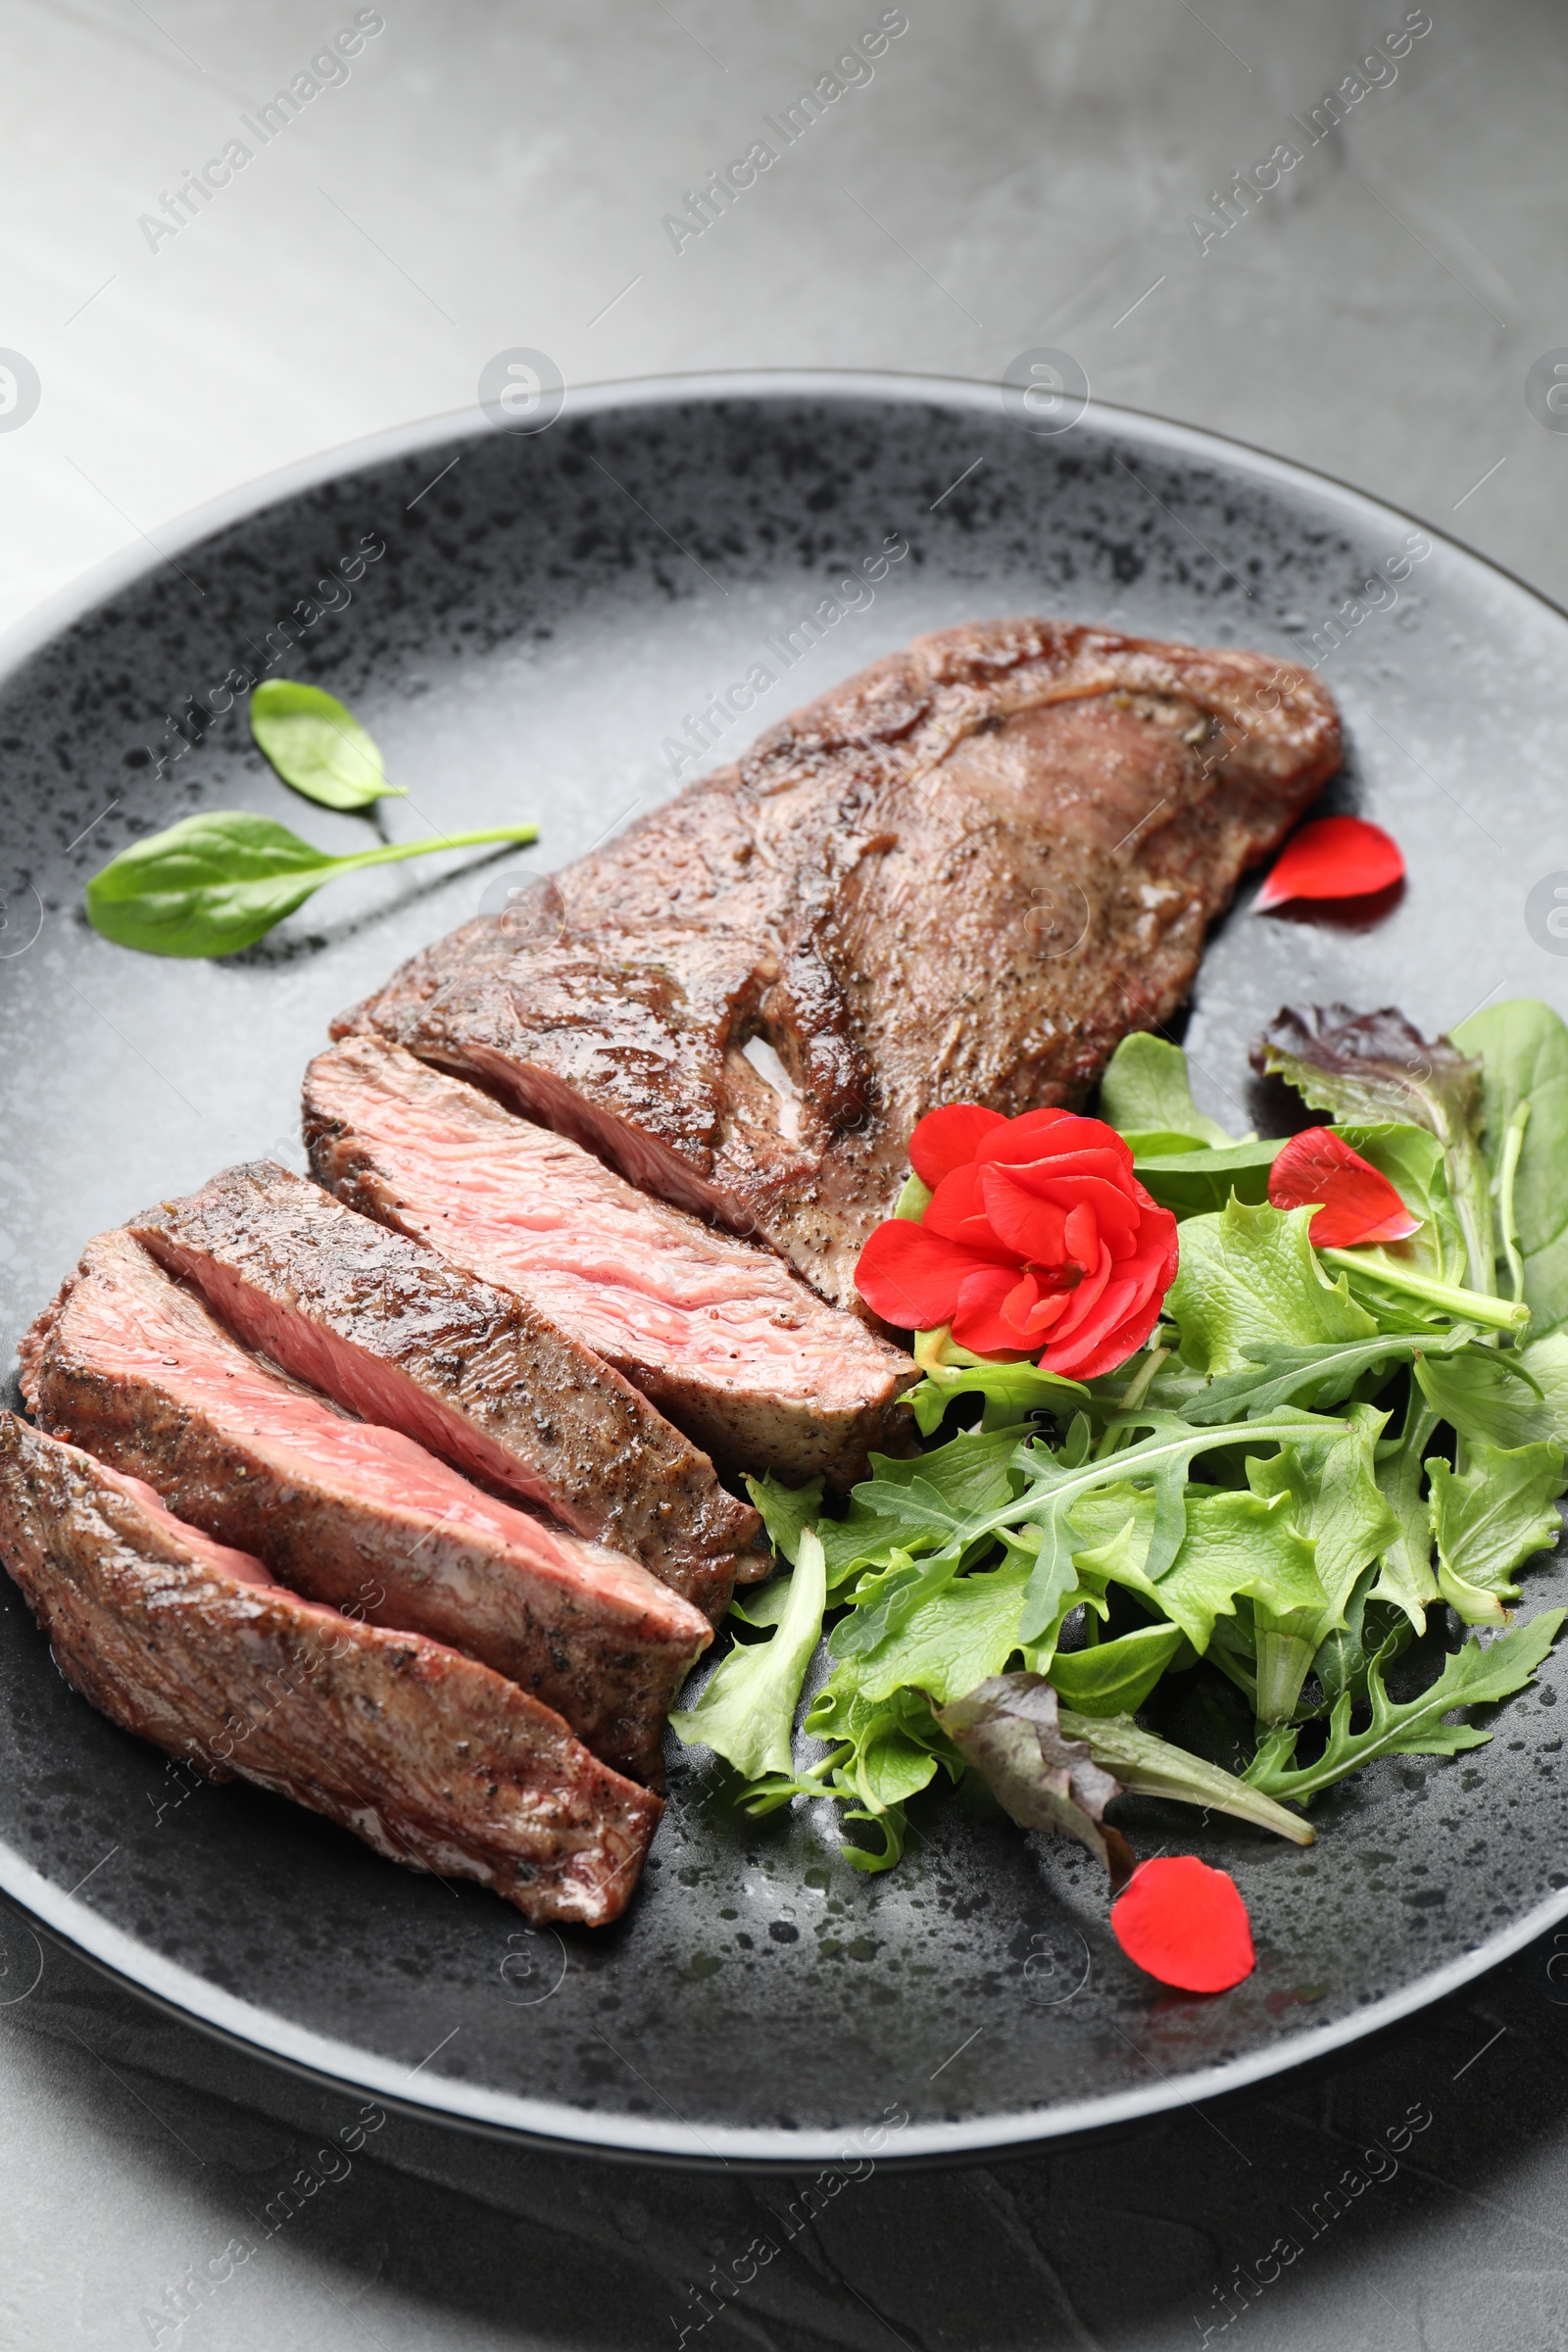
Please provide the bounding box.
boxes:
[1255,814,1403,909]
[1111,1855,1255,1993]
[855,1103,1180,1378]
[1267,1127,1421,1249]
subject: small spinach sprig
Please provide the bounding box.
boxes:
[86,809,537,958]
[90,681,537,956]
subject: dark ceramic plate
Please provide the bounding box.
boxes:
[3,372,1567,2165]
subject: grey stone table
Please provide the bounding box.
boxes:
[4,0,1568,2341]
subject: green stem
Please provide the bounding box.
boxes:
[332,824,539,873]
[1094,1346,1170,1460]
[1320,1248,1529,1335]
[1496,1098,1533,1306]
[1253,1629,1316,1729]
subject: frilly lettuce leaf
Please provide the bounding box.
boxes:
[1166,1197,1377,1373]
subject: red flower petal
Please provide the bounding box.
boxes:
[975,1107,1100,1166]
[853,1219,1003,1331]
[950,1263,1039,1357]
[1267,1127,1422,1249]
[1255,815,1403,909]
[1111,1856,1255,1993]
[908,1103,1008,1189]
[923,1164,1016,1256]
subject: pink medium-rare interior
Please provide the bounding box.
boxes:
[333,1067,895,1407]
[74,1242,677,1619]
[144,1236,573,1526]
[96,1460,280,1591]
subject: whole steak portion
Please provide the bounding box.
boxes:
[342,620,1341,1310]
[0,1416,660,1927]
[304,1036,914,1491]
[129,1158,758,1622]
[23,1231,710,1785]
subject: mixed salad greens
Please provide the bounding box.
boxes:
[672,999,1568,1880]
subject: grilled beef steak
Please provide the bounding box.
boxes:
[342,620,1340,1309]
[22,1232,710,1782]
[304,1037,916,1489]
[0,1416,659,1925]
[129,1159,757,1620]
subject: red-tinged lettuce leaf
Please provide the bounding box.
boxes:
[1251,1004,1481,1145]
[1254,815,1403,909]
[933,1672,1134,1886]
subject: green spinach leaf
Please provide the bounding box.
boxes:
[250,679,398,809]
[1453,1000,1568,1334]
[85,811,538,958]
[1097,1032,1235,1147]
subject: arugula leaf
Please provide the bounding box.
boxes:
[1245,1609,1566,1804]
[749,1431,1028,1594]
[1310,1562,1412,1716]
[250,679,399,810]
[1453,1000,1568,1334]
[1427,1440,1565,1624]
[1252,1005,1494,1291]
[669,1529,827,1776]
[934,1674,1135,1885]
[1098,1032,1235,1147]
[85,811,538,959]
[1172,1328,1472,1425]
[829,1428,1028,1592]
[1002,1408,1349,1642]
[1131,1138,1284,1219]
[1167,1198,1377,1373]
[1049,1624,1186,1716]
[1057,1706,1313,1843]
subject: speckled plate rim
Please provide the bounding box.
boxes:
[3,368,1567,2166]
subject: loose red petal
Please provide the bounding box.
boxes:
[1267,1126,1422,1249]
[1111,1856,1255,1993]
[908,1103,1008,1189]
[1255,815,1403,909]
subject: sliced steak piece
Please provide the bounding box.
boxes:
[342,620,1340,1310]
[304,1037,916,1490]
[128,1160,756,1623]
[22,1232,710,1784]
[0,1415,659,1926]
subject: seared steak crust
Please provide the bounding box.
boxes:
[304,1038,915,1491]
[129,1159,757,1621]
[23,1232,710,1784]
[0,1415,659,1926]
[344,619,1339,1308]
